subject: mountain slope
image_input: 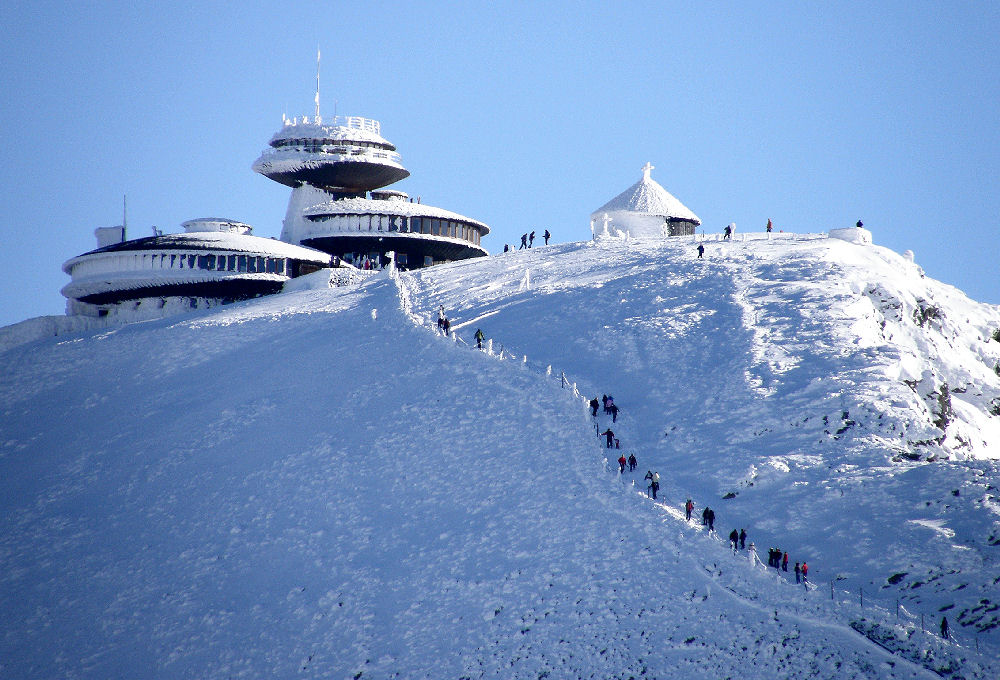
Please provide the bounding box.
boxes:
[2,233,999,678]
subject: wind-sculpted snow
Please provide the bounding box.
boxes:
[2,235,999,678]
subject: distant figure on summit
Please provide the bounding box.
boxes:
[519,233,528,249]
[544,229,551,245]
[856,219,864,229]
[766,218,772,233]
[723,224,733,240]
[529,231,535,247]
[697,244,704,258]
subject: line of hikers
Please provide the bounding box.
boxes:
[515,229,551,250]
[436,306,486,349]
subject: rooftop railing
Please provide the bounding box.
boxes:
[282,114,381,135]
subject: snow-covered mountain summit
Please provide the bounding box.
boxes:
[2,232,999,678]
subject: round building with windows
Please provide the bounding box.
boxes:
[62,218,333,320]
[253,114,489,269]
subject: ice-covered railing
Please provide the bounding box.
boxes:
[281,114,381,134]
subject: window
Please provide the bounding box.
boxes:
[410,217,421,233]
[238,255,247,272]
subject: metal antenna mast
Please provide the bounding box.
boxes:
[315,47,321,119]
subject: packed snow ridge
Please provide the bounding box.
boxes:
[2,232,999,679]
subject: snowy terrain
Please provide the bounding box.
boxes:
[2,232,999,678]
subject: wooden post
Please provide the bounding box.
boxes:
[859,587,863,608]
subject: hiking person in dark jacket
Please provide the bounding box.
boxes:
[697,244,704,258]
[589,397,599,417]
[627,453,637,471]
[782,552,789,572]
[519,233,528,249]
[544,229,551,245]
[609,403,619,422]
[729,529,739,552]
[601,428,614,448]
[707,508,715,531]
[794,562,801,583]
[739,528,747,550]
[701,507,709,525]
[474,328,485,349]
[529,231,535,247]
[940,616,949,640]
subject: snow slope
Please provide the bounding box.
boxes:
[2,233,999,678]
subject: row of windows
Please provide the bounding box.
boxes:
[147,253,289,275]
[272,139,392,153]
[315,214,482,245]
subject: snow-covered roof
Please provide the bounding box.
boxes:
[303,196,491,234]
[267,116,393,147]
[591,163,700,225]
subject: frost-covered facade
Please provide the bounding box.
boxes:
[254,114,489,269]
[590,163,701,238]
[61,218,332,320]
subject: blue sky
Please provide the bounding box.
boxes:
[1,1,997,327]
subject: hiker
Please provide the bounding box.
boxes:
[609,402,619,423]
[794,562,800,583]
[723,223,733,240]
[749,542,758,564]
[474,328,485,349]
[627,453,637,471]
[437,305,445,332]
[601,428,614,448]
[801,562,808,582]
[614,438,620,449]
[856,219,864,229]
[529,231,535,247]
[644,471,654,497]
[729,529,739,552]
[442,317,451,336]
[739,528,746,550]
[697,244,704,258]
[940,616,949,640]
[707,508,715,531]
[782,552,789,572]
[651,471,660,499]
[503,244,509,253]
[701,507,709,525]
[604,395,614,415]
[519,233,528,249]
[602,394,608,412]
[544,229,551,245]
[685,499,694,521]
[618,453,627,473]
[589,397,600,417]
[766,218,772,233]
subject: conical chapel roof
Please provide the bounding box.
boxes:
[591,163,700,225]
